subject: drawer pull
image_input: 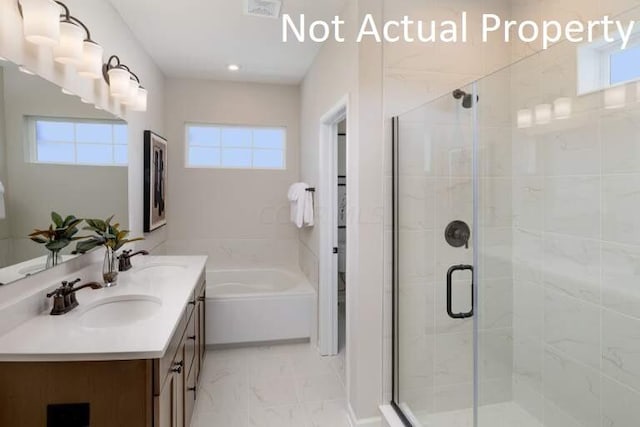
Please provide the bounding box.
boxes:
[171,361,183,374]
[188,299,196,306]
[197,296,205,302]
[187,335,196,341]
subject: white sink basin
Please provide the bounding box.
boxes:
[130,263,187,282]
[80,295,162,328]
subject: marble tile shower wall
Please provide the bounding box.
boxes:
[397,79,514,417]
[509,32,640,427]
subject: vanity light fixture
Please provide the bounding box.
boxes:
[53,19,83,64]
[553,97,572,120]
[517,109,533,129]
[19,0,61,46]
[534,104,552,125]
[16,0,148,112]
[228,64,240,71]
[103,55,133,99]
[102,55,148,112]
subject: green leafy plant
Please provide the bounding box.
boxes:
[74,215,144,254]
[29,212,83,253]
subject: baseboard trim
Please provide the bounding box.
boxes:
[348,403,382,427]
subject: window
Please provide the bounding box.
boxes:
[610,43,640,85]
[578,34,640,95]
[28,118,128,166]
[186,124,286,169]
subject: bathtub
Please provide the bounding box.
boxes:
[205,269,316,345]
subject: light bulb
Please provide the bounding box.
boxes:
[108,67,131,98]
[517,109,533,128]
[53,21,84,65]
[77,41,104,79]
[134,87,148,112]
[534,104,552,125]
[121,79,140,106]
[21,0,60,46]
[553,98,572,120]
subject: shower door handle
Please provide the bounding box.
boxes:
[446,264,474,319]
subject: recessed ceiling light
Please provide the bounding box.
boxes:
[228,64,240,72]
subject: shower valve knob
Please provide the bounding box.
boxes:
[445,220,471,249]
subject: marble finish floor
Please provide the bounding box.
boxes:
[190,342,348,427]
[417,402,542,427]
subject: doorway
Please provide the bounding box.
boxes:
[318,99,347,358]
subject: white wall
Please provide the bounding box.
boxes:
[0,0,166,255]
[161,79,300,269]
[299,0,387,421]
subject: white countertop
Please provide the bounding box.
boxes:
[0,255,207,362]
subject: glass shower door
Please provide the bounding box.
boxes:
[393,84,476,426]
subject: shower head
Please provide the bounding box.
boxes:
[452,89,479,109]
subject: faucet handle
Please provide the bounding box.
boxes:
[46,288,63,298]
[61,278,82,288]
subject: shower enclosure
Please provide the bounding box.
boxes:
[392,14,640,427]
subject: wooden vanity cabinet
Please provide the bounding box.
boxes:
[0,279,207,427]
[154,279,206,427]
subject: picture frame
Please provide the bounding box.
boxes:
[143,131,168,232]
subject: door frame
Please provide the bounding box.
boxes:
[318,96,348,356]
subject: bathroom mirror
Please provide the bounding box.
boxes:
[0,60,128,285]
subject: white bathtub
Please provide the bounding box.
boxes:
[205,269,316,345]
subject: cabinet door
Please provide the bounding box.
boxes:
[184,363,197,427]
[156,368,180,427]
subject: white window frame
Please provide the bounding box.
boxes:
[184,122,287,170]
[26,116,128,167]
[577,32,640,95]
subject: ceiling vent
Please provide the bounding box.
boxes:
[244,0,282,19]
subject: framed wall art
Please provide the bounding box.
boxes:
[144,131,168,232]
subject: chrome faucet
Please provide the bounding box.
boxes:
[46,278,103,315]
[118,250,150,272]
